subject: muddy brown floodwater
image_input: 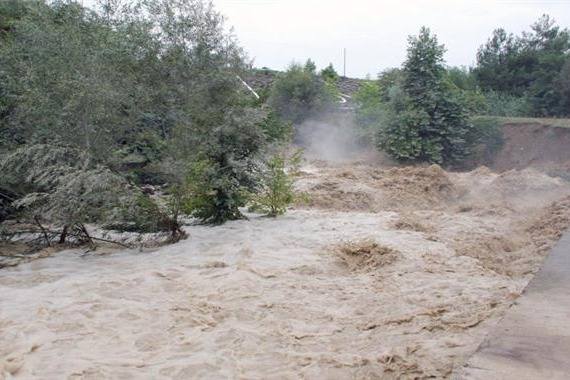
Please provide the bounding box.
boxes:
[1,161,570,379]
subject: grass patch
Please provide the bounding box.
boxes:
[492,116,570,129]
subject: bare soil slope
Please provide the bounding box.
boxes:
[491,122,570,173]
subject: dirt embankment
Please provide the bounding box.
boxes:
[488,122,570,174]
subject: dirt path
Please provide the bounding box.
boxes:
[1,163,570,379]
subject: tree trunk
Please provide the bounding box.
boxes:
[59,225,68,244]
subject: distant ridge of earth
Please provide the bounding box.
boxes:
[244,68,365,98]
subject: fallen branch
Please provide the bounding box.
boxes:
[75,224,94,248]
[0,253,28,258]
[59,225,68,244]
[83,235,130,248]
[2,225,131,249]
[0,189,18,201]
[34,216,51,247]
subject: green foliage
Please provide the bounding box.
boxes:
[116,194,166,233]
[473,15,570,116]
[0,0,251,163]
[181,159,248,224]
[379,27,473,165]
[304,59,317,74]
[114,129,167,171]
[113,192,185,240]
[1,1,139,158]
[0,144,135,227]
[465,116,504,165]
[457,90,489,116]
[177,107,265,224]
[250,150,303,217]
[555,57,570,112]
[0,0,267,229]
[259,109,293,143]
[353,81,382,110]
[268,62,334,124]
[39,167,128,226]
[353,81,387,142]
[482,91,532,117]
[377,68,403,102]
[446,66,478,91]
[441,67,488,115]
[0,144,81,194]
[320,63,339,83]
[473,28,522,94]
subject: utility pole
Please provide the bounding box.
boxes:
[343,48,346,77]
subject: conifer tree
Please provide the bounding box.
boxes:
[379,27,472,164]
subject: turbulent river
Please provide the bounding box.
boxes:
[2,160,570,379]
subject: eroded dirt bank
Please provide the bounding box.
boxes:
[1,162,570,379]
[473,122,570,174]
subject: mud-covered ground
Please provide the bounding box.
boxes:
[1,160,570,379]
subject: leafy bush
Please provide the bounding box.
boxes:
[0,144,75,191]
[37,167,129,226]
[353,81,388,142]
[0,143,187,243]
[446,66,478,91]
[250,150,303,217]
[0,144,127,225]
[458,90,489,115]
[0,0,256,174]
[179,108,265,225]
[111,192,186,241]
[181,159,249,224]
[268,62,334,124]
[259,109,293,143]
[320,63,339,83]
[444,67,488,115]
[483,91,532,117]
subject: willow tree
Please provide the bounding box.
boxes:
[0,0,269,227]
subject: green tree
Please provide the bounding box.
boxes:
[446,66,477,91]
[268,62,334,124]
[181,108,266,224]
[556,58,570,112]
[473,15,570,116]
[304,59,317,74]
[250,150,303,217]
[379,27,472,164]
[320,63,339,83]
[259,109,293,143]
[0,144,146,242]
[0,0,268,227]
[473,28,523,94]
[377,68,403,102]
[0,1,144,163]
[524,15,570,115]
[444,67,488,115]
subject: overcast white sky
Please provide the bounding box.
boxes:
[212,0,570,78]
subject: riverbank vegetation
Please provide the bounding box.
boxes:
[1,1,568,251]
[0,0,296,247]
[353,15,569,164]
